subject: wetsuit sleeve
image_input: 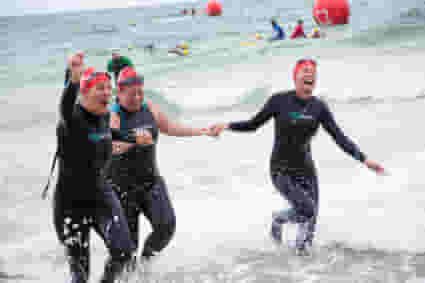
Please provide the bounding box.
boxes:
[229,95,276,132]
[59,82,79,128]
[319,101,366,162]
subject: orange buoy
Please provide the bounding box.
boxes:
[313,0,350,25]
[206,1,222,16]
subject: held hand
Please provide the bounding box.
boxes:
[208,123,228,137]
[200,127,211,136]
[67,52,85,83]
[201,127,218,137]
[133,129,154,145]
[112,141,135,155]
[364,159,387,176]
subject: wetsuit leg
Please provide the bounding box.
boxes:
[139,177,176,258]
[113,183,141,248]
[91,187,136,283]
[53,190,91,283]
[271,172,318,247]
[304,174,319,246]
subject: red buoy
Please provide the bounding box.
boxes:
[206,1,222,16]
[313,0,350,25]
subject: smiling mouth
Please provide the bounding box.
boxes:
[304,79,314,85]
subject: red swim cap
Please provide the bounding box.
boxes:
[293,59,317,81]
[80,67,111,94]
[117,67,144,91]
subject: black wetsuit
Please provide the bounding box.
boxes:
[228,90,366,247]
[53,82,136,283]
[105,103,176,259]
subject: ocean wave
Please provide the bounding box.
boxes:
[90,24,119,34]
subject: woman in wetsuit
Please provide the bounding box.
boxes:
[210,58,385,255]
[105,67,214,262]
[52,53,136,283]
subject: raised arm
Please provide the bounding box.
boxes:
[59,53,84,127]
[59,83,79,126]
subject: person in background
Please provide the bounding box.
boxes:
[168,43,189,56]
[269,18,285,41]
[107,51,134,87]
[310,27,321,38]
[290,19,307,39]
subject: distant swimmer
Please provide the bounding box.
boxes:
[180,8,196,16]
[209,58,386,256]
[144,43,155,54]
[106,67,215,262]
[168,43,189,56]
[310,27,321,38]
[269,18,285,41]
[176,43,189,50]
[107,51,134,87]
[290,19,307,39]
[168,49,189,56]
[49,52,136,283]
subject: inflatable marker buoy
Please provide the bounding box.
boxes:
[206,1,222,16]
[313,0,350,25]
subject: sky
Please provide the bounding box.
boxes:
[1,0,196,17]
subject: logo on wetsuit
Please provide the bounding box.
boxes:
[289,111,314,122]
[88,130,112,143]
